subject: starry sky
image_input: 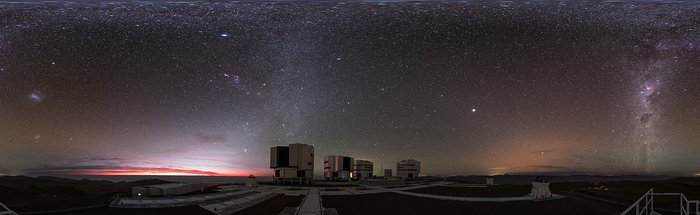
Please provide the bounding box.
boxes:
[1,1,700,177]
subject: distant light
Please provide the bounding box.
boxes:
[220,33,229,37]
[28,91,45,102]
[471,108,476,112]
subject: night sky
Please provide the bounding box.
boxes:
[1,1,699,177]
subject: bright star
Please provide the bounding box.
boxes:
[471,108,476,112]
[220,33,229,37]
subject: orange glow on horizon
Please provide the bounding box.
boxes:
[476,130,593,174]
[51,167,265,177]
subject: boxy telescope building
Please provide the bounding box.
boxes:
[270,143,314,184]
[324,155,354,181]
[396,159,421,180]
[352,159,373,180]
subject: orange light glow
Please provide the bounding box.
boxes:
[33,165,267,177]
[488,167,510,176]
[477,130,595,174]
[69,167,221,176]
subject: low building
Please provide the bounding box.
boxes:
[486,177,494,185]
[384,169,392,178]
[352,160,373,180]
[270,143,314,184]
[324,155,354,181]
[245,174,258,188]
[132,183,209,197]
[396,159,420,180]
[530,177,552,199]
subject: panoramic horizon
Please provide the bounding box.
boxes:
[2,1,700,179]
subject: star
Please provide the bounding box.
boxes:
[1,0,699,179]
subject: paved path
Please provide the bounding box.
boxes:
[200,186,283,215]
[442,184,489,188]
[297,188,323,215]
[366,184,563,202]
[389,181,454,191]
[0,202,17,215]
[265,181,562,203]
[317,181,453,196]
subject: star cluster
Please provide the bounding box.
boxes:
[1,1,699,176]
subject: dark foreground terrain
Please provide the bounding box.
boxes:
[47,194,303,215]
[1,175,699,214]
[406,184,531,197]
[0,175,168,213]
[323,191,624,215]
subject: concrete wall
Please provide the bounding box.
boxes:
[270,146,279,168]
[132,183,208,197]
[163,183,206,196]
[289,143,314,171]
[132,186,162,196]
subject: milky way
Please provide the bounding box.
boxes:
[1,1,700,177]
[630,29,693,172]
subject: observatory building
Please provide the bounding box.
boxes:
[270,143,314,184]
[486,177,495,185]
[324,155,354,181]
[530,177,552,199]
[396,159,421,180]
[352,159,373,180]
